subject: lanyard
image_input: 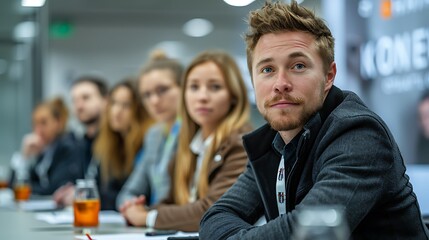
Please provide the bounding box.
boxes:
[157,120,180,172]
[150,120,180,204]
[276,155,286,216]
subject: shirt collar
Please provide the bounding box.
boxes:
[271,131,302,156]
[272,132,285,155]
[190,129,213,155]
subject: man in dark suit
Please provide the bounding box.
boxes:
[52,76,107,204]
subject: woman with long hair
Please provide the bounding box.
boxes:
[122,50,252,231]
[92,79,153,210]
[117,50,183,209]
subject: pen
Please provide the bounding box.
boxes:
[166,236,199,240]
[145,230,178,236]
[86,233,93,240]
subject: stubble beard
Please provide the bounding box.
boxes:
[262,88,326,132]
[263,107,312,132]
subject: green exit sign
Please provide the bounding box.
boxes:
[49,21,73,39]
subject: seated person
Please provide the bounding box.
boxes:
[93,79,155,210]
[70,76,108,170]
[416,90,429,164]
[199,2,429,239]
[10,97,84,195]
[121,50,253,231]
[117,51,183,208]
[55,79,153,210]
[53,76,107,204]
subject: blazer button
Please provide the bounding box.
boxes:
[214,154,222,162]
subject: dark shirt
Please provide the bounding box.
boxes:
[272,133,299,191]
[416,134,429,164]
[82,133,96,171]
[98,173,128,211]
[88,147,144,211]
[29,133,85,195]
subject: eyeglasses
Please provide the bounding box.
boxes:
[141,85,173,102]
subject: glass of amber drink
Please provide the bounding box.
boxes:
[0,166,9,189]
[0,181,8,189]
[14,184,31,201]
[13,171,31,201]
[73,179,100,233]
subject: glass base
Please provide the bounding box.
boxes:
[74,226,99,235]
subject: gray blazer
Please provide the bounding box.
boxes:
[116,123,178,209]
[200,86,429,239]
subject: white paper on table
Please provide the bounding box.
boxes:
[35,211,73,224]
[35,210,126,225]
[98,210,126,224]
[20,199,58,211]
[75,232,199,240]
[0,189,14,207]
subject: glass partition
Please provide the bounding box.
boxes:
[0,0,46,168]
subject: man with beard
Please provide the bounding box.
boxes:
[199,1,429,239]
[69,76,107,170]
[53,76,107,205]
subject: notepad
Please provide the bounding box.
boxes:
[35,210,126,225]
[20,199,58,211]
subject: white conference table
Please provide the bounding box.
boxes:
[0,191,197,240]
[0,207,151,240]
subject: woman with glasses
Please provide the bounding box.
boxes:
[121,50,252,231]
[117,50,183,210]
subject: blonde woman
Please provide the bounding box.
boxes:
[10,97,84,195]
[122,50,252,231]
[117,51,183,209]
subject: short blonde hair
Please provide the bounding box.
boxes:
[245,1,335,75]
[139,49,183,87]
[34,97,69,133]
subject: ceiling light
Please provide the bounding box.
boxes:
[21,0,46,7]
[358,0,373,18]
[13,21,37,41]
[183,18,213,37]
[223,0,255,7]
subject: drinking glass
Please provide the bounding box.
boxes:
[0,165,9,189]
[13,171,31,201]
[73,179,100,233]
[0,165,13,207]
[292,206,349,240]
